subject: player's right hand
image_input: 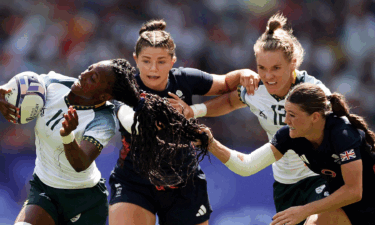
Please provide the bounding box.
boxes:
[0,88,19,123]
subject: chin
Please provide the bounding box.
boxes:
[289,130,299,138]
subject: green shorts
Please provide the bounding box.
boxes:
[24,174,109,225]
[273,176,328,225]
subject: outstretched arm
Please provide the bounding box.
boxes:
[198,127,283,176]
[204,89,247,117]
[205,69,260,96]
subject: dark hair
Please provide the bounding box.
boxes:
[134,19,176,57]
[253,12,304,69]
[287,83,375,151]
[110,58,209,186]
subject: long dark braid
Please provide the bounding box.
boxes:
[110,58,210,186]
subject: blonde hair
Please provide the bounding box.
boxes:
[254,13,305,69]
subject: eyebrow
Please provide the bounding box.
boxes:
[141,56,167,60]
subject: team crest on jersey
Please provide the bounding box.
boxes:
[315,184,326,194]
[176,90,184,99]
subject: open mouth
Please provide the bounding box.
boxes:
[147,75,160,80]
[74,79,82,87]
[289,126,296,130]
[266,81,277,86]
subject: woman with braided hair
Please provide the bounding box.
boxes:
[199,83,375,225]
[0,58,210,225]
[108,19,260,225]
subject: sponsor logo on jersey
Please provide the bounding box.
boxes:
[331,154,341,164]
[315,184,326,194]
[39,193,51,201]
[196,205,207,217]
[70,213,81,223]
[115,183,122,197]
[324,191,330,197]
[321,169,336,178]
[259,110,267,120]
[299,154,310,164]
[340,149,356,161]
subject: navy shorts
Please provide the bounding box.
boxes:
[109,173,212,225]
[273,176,328,225]
[25,174,109,225]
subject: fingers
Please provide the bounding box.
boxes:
[61,106,78,135]
[167,92,180,100]
[0,88,12,95]
[240,71,260,96]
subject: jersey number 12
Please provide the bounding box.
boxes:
[271,105,286,126]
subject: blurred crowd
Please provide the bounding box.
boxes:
[0,0,374,223]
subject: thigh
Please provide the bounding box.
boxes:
[15,205,55,225]
[157,177,212,225]
[109,202,156,225]
[305,208,351,225]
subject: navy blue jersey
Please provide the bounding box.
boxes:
[271,114,375,218]
[113,67,213,185]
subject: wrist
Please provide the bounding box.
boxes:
[191,103,207,118]
[61,131,75,144]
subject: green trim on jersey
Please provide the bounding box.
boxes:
[83,135,104,152]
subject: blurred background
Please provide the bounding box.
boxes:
[0,0,374,224]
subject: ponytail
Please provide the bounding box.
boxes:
[329,93,375,151]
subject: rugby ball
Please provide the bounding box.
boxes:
[3,71,46,124]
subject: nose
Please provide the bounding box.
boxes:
[285,113,291,125]
[150,61,158,72]
[265,72,273,80]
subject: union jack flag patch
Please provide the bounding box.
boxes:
[340,149,356,161]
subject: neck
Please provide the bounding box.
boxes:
[305,119,326,149]
[67,92,105,107]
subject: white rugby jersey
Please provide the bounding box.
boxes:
[33,71,116,189]
[239,70,331,184]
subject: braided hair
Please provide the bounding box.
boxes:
[110,58,209,186]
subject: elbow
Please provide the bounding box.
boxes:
[354,190,362,202]
[72,163,90,173]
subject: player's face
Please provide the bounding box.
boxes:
[71,60,115,102]
[284,101,314,138]
[256,50,296,98]
[134,47,176,91]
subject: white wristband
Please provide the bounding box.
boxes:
[191,103,207,118]
[61,131,75,144]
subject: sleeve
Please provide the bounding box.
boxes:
[180,67,213,95]
[270,126,293,155]
[332,124,363,165]
[237,85,250,106]
[304,73,331,96]
[83,108,117,152]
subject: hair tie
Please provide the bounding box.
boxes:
[133,97,145,112]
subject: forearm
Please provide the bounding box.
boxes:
[205,93,238,117]
[209,141,276,176]
[301,184,362,216]
[64,140,92,172]
[224,69,252,91]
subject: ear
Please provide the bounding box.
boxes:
[172,56,177,65]
[291,58,297,71]
[133,53,138,65]
[311,111,321,123]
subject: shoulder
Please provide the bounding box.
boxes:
[41,71,76,89]
[171,67,210,78]
[270,126,294,154]
[326,114,361,148]
[295,70,331,95]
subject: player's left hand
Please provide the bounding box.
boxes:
[167,92,193,118]
[270,206,307,225]
[240,69,260,95]
[60,106,79,136]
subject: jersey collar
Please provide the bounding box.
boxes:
[64,96,107,110]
